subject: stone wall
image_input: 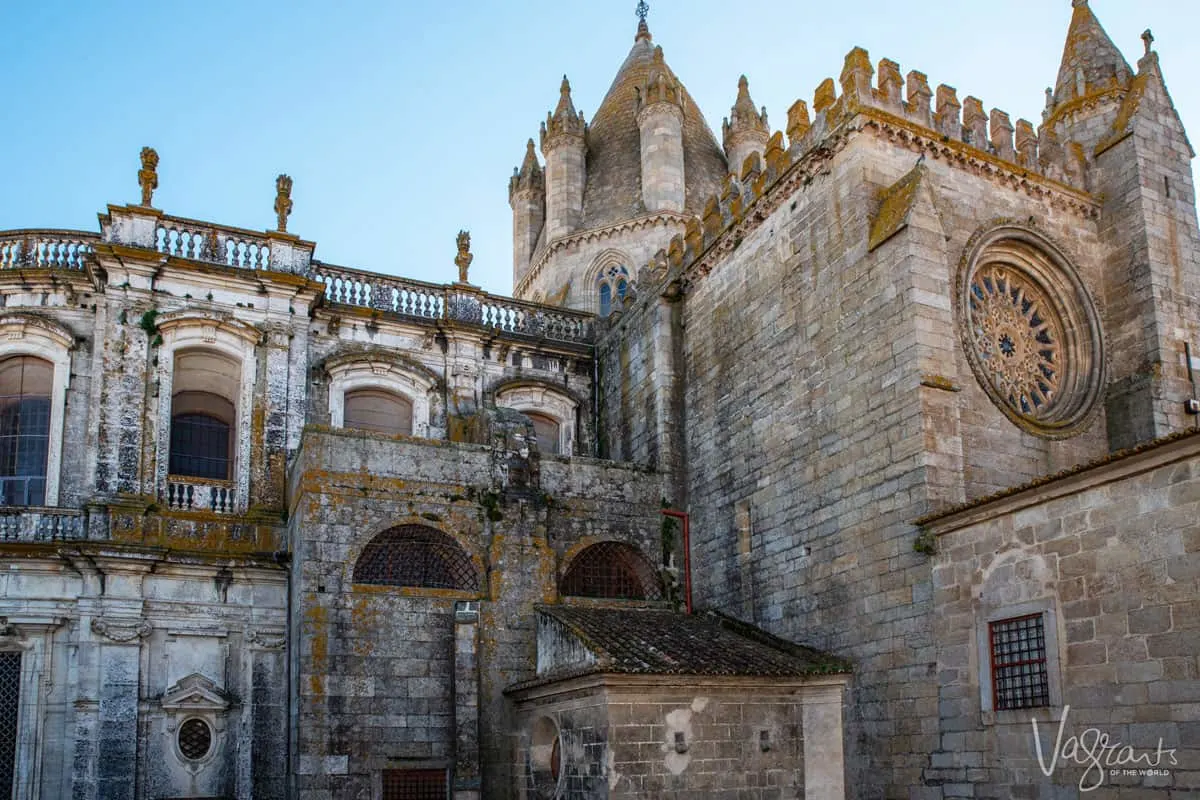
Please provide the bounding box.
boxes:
[666,122,1124,797]
[509,676,854,800]
[924,431,1200,798]
[0,550,287,800]
[287,427,666,799]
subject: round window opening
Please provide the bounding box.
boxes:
[959,227,1104,439]
[178,718,213,761]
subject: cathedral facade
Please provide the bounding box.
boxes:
[0,1,1197,798]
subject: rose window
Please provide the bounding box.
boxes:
[968,265,1063,417]
[958,227,1104,439]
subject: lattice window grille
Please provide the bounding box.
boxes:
[0,652,20,798]
[990,614,1050,711]
[561,541,661,600]
[353,526,479,591]
[178,717,213,761]
[382,768,447,800]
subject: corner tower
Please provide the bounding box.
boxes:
[1043,0,1200,447]
[510,15,728,313]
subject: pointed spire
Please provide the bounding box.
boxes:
[723,75,769,140]
[541,75,586,151]
[509,139,545,201]
[1052,0,1132,106]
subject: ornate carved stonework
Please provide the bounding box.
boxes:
[92,617,152,643]
[957,223,1105,439]
[455,230,473,284]
[275,174,294,233]
[246,630,286,650]
[138,147,159,207]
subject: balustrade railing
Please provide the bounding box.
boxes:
[156,218,270,270]
[0,230,97,270]
[0,507,86,542]
[166,478,237,514]
[312,262,594,344]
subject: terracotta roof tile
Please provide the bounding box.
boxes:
[512,605,849,691]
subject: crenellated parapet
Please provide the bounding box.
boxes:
[629,45,1107,307]
[771,48,1095,193]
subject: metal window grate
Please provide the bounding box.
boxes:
[560,541,661,600]
[382,768,447,800]
[178,718,213,761]
[169,413,231,480]
[353,526,479,591]
[990,614,1050,710]
[0,652,20,797]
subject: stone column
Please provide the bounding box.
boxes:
[801,679,848,800]
[453,601,481,800]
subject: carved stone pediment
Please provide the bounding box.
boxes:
[161,673,230,713]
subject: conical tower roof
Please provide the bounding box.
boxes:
[580,23,728,230]
[1053,0,1133,105]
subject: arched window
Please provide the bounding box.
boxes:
[596,265,630,317]
[343,388,413,436]
[353,525,479,591]
[523,412,561,456]
[0,356,52,506]
[169,351,240,481]
[560,541,662,600]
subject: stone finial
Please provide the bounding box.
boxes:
[877,59,903,107]
[639,46,681,110]
[274,174,293,232]
[138,147,159,207]
[723,75,770,160]
[839,47,874,102]
[455,230,473,284]
[509,139,544,201]
[1142,29,1154,56]
[635,0,651,41]
[542,75,586,150]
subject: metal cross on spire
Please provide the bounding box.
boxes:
[636,1,649,22]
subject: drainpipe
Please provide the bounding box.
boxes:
[660,509,692,614]
[1186,342,1200,429]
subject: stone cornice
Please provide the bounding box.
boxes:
[517,212,689,299]
[916,429,1200,535]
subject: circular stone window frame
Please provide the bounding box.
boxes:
[956,222,1106,440]
[175,715,217,766]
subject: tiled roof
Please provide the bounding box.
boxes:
[514,605,849,691]
[579,28,728,230]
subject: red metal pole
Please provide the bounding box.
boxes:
[660,510,691,614]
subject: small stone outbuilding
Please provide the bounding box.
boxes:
[507,606,851,800]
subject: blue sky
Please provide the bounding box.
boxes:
[2,0,1197,296]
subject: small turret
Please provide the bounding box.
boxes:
[540,76,587,240]
[509,139,545,285]
[723,76,770,179]
[637,45,686,213]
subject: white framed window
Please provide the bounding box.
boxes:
[327,358,436,438]
[0,315,73,507]
[495,384,577,456]
[978,599,1063,719]
[154,314,259,513]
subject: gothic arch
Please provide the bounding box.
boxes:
[351,523,481,593]
[585,249,633,317]
[560,540,662,600]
